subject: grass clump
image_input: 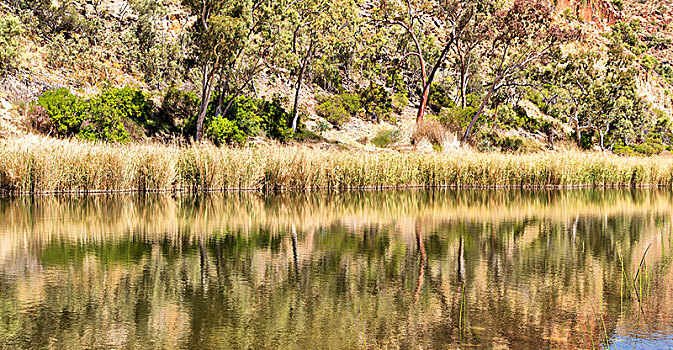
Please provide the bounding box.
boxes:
[371,129,402,148]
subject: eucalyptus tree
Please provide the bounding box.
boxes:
[579,41,648,151]
[368,0,474,123]
[535,52,599,146]
[268,0,360,132]
[184,0,281,140]
[461,0,572,143]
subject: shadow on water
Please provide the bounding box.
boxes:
[0,189,672,349]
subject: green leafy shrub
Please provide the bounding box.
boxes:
[371,128,402,148]
[35,88,87,136]
[157,87,200,136]
[34,87,153,142]
[0,15,22,72]
[360,83,393,123]
[315,93,361,128]
[428,83,455,113]
[207,116,246,146]
[205,95,292,144]
[475,132,530,153]
[437,94,480,133]
[633,138,664,156]
[499,105,541,133]
[613,143,634,156]
[316,98,350,128]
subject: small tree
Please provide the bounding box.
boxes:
[0,15,22,72]
[461,0,572,143]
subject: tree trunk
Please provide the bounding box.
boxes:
[417,40,453,124]
[459,60,468,108]
[196,67,217,141]
[462,80,498,143]
[575,118,581,147]
[291,63,306,132]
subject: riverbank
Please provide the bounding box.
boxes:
[1,136,672,194]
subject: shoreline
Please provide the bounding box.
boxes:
[2,183,673,196]
[2,136,673,194]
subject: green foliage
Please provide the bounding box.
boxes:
[207,116,246,146]
[610,21,645,55]
[205,95,292,145]
[632,138,664,156]
[316,98,350,128]
[316,93,362,128]
[476,132,527,153]
[157,87,200,136]
[436,94,480,132]
[612,0,623,11]
[0,15,22,72]
[34,87,153,142]
[613,143,634,156]
[641,55,659,73]
[656,64,673,82]
[428,83,455,113]
[371,128,402,148]
[499,105,541,133]
[360,83,393,123]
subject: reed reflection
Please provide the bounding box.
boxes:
[0,189,671,349]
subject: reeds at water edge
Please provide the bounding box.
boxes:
[2,136,673,194]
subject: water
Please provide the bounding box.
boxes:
[0,190,672,349]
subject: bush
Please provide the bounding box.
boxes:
[475,132,528,153]
[157,87,200,136]
[316,99,350,128]
[207,117,246,146]
[371,128,402,148]
[428,83,455,113]
[412,119,445,146]
[0,15,22,72]
[34,87,153,142]
[205,94,292,144]
[632,139,664,156]
[315,93,362,128]
[360,83,393,123]
[613,144,635,156]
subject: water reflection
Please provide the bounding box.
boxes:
[0,189,672,349]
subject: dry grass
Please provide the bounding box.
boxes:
[1,135,673,193]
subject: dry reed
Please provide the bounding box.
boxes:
[1,135,672,193]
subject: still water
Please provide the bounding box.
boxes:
[0,190,672,349]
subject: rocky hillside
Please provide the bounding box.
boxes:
[1,0,673,151]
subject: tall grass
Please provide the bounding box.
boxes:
[2,136,673,193]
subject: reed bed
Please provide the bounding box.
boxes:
[1,135,673,193]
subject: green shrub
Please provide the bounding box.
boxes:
[498,137,524,153]
[36,88,85,136]
[371,128,402,148]
[428,83,455,112]
[316,99,350,128]
[157,87,200,136]
[360,83,393,123]
[315,93,361,128]
[35,87,153,142]
[0,15,22,72]
[613,143,635,156]
[437,94,480,132]
[207,116,246,146]
[633,138,664,156]
[205,94,292,144]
